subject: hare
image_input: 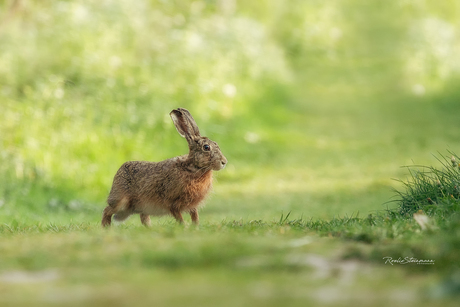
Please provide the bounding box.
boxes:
[102,108,227,227]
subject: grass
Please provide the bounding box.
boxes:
[1,0,460,306]
[393,152,460,216]
[0,211,459,306]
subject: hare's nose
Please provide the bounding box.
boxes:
[221,157,228,167]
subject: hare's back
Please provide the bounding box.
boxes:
[109,161,157,193]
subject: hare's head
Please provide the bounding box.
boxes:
[170,108,227,171]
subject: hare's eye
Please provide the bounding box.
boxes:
[203,144,211,151]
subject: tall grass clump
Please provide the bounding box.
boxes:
[394,151,460,217]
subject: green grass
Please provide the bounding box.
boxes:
[0,213,459,306]
[393,152,460,216]
[1,0,460,306]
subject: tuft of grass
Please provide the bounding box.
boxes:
[392,151,460,217]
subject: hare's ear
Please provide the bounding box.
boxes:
[170,108,201,141]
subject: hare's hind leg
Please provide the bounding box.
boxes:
[140,214,151,227]
[190,208,199,225]
[102,206,114,227]
[103,196,131,227]
[170,207,184,224]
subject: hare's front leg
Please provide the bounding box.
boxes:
[170,207,184,224]
[102,206,114,227]
[140,214,151,227]
[190,208,199,225]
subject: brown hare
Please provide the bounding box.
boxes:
[102,108,227,227]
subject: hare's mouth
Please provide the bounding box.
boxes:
[213,159,227,171]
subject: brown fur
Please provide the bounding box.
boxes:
[102,108,227,227]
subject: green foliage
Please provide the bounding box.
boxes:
[0,0,297,213]
[1,0,460,218]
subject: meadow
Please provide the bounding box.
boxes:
[1,0,460,306]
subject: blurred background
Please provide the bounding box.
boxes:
[1,0,460,224]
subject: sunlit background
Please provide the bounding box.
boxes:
[1,0,460,223]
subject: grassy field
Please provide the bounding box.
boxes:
[1,0,460,306]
